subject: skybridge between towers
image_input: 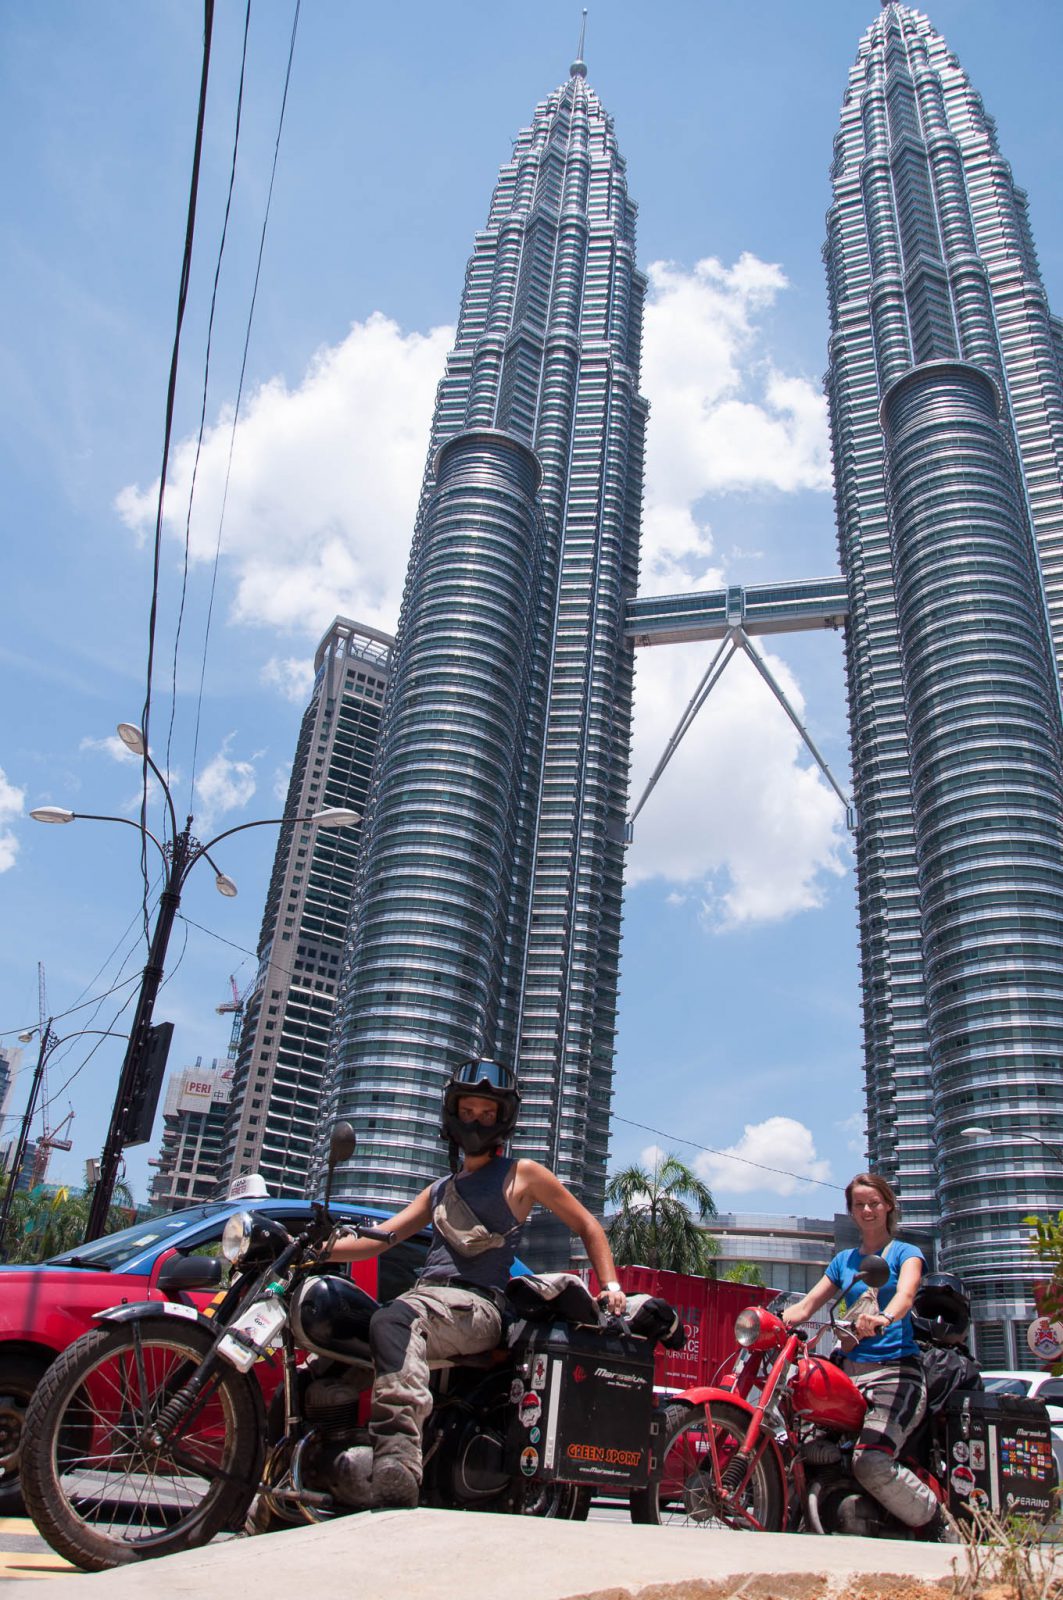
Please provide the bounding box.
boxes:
[623,576,855,833]
[624,575,849,646]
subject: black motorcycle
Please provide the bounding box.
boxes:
[21,1123,681,1571]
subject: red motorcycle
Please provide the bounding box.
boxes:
[631,1255,947,1536]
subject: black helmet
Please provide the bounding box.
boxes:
[441,1059,521,1156]
[912,1271,971,1348]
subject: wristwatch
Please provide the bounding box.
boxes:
[604,1280,622,1294]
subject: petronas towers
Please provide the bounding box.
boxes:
[321,44,646,1262]
[303,5,1063,1340]
[826,2,1063,1361]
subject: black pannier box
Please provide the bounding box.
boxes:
[944,1391,1056,1523]
[505,1320,655,1489]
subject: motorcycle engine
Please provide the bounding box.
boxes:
[449,1423,510,1504]
[305,1367,374,1441]
[801,1435,842,1467]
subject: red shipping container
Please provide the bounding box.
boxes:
[586,1264,774,1391]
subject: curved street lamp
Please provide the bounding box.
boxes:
[0,1024,128,1259]
[31,721,360,1241]
[960,1125,1063,1168]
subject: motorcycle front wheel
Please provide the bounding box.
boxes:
[629,1400,785,1531]
[21,1318,261,1571]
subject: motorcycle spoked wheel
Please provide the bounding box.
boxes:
[20,1319,260,1571]
[629,1400,785,1531]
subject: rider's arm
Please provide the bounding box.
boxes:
[780,1273,836,1327]
[325,1185,434,1263]
[517,1161,627,1316]
[856,1253,923,1340]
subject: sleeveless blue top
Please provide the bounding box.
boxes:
[419,1156,524,1291]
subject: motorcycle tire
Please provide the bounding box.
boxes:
[629,1399,785,1532]
[21,1318,261,1571]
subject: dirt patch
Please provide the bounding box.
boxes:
[564,1585,738,1600]
[843,1579,954,1600]
[743,1577,835,1599]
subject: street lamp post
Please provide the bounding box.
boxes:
[0,1024,127,1259]
[31,721,359,1242]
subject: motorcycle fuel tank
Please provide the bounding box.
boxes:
[790,1354,867,1433]
[289,1273,377,1363]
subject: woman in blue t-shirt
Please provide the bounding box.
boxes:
[780,1172,940,1532]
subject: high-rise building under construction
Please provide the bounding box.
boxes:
[322,40,647,1261]
[826,2,1063,1361]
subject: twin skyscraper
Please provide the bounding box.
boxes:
[230,5,1063,1357]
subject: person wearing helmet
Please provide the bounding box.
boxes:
[779,1172,944,1535]
[325,1058,626,1509]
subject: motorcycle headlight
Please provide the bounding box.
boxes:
[735,1308,764,1348]
[221,1210,253,1265]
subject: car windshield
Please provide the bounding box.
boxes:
[983,1377,1031,1397]
[46,1202,232,1272]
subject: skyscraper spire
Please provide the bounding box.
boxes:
[322,53,647,1263]
[572,9,588,77]
[827,2,1063,1357]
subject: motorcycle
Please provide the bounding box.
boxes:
[21,1122,681,1571]
[630,1255,979,1537]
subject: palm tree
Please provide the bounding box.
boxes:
[2,1181,135,1264]
[606,1153,719,1275]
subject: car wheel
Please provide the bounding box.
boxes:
[0,1355,50,1515]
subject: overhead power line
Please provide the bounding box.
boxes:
[167,0,253,789]
[137,0,217,942]
[189,0,303,803]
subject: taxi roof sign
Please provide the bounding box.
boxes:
[227,1172,269,1201]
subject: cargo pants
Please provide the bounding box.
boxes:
[843,1356,938,1527]
[368,1283,503,1479]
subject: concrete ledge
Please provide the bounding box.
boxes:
[0,1507,970,1600]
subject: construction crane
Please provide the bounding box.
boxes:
[30,1104,75,1189]
[216,974,252,1061]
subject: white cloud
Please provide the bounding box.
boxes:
[639,254,831,597]
[115,312,453,642]
[0,768,25,872]
[838,1110,867,1158]
[193,736,257,833]
[638,1144,668,1174]
[261,655,315,705]
[694,1116,833,1198]
[628,643,847,927]
[79,733,140,764]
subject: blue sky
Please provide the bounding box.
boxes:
[2,2,1061,1216]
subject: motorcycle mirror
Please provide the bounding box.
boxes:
[330,1121,357,1165]
[322,1121,356,1220]
[858,1254,890,1290]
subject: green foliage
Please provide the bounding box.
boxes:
[721,1260,766,1287]
[1024,1211,1063,1376]
[0,1180,135,1264]
[606,1153,719,1276]
[1026,1210,1063,1317]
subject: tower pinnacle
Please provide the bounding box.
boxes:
[571,8,588,78]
